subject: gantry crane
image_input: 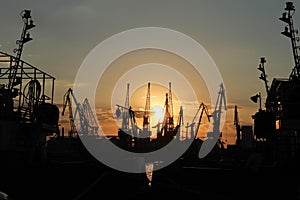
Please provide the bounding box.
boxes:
[115,83,138,134]
[176,105,184,140]
[118,83,131,132]
[82,98,99,135]
[116,104,140,138]
[168,82,174,127]
[141,82,151,138]
[157,82,177,139]
[195,103,211,139]
[199,83,227,158]
[185,102,211,140]
[155,91,182,149]
[185,122,195,140]
[62,88,89,136]
[158,93,172,138]
[212,83,227,134]
[62,88,78,137]
[211,83,227,149]
[115,83,141,149]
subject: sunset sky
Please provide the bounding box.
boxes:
[0,0,298,144]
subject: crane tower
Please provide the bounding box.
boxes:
[198,83,227,158]
[142,82,151,138]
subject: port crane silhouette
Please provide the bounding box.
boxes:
[157,82,175,138]
[82,98,99,135]
[115,83,141,149]
[198,83,227,158]
[234,105,241,145]
[62,88,80,137]
[116,104,141,138]
[62,88,98,136]
[141,82,151,138]
[185,102,211,140]
[116,83,134,133]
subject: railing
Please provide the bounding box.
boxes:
[0,51,55,111]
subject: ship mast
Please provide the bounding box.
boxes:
[257,57,270,95]
[8,10,35,92]
[279,2,300,80]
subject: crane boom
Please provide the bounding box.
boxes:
[82,98,99,135]
[62,88,89,136]
[198,83,227,158]
[212,83,227,133]
[186,102,211,140]
[62,88,77,137]
[195,103,211,139]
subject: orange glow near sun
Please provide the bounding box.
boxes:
[130,82,181,132]
[152,104,163,122]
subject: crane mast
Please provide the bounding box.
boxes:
[116,83,140,139]
[168,82,174,120]
[155,82,179,138]
[142,82,151,137]
[121,83,130,132]
[161,93,172,136]
[177,105,183,140]
[212,83,227,134]
[82,98,99,135]
[62,88,77,137]
[62,88,89,136]
[234,105,241,145]
[195,103,211,139]
[116,104,140,137]
[163,82,175,133]
[185,105,200,139]
[199,83,227,158]
[186,102,210,140]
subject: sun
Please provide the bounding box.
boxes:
[151,104,164,122]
